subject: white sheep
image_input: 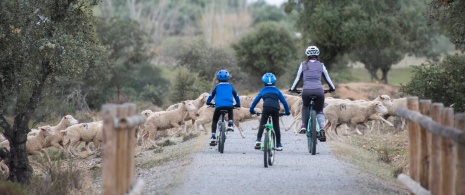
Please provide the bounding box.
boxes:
[140,101,196,147]
[368,95,407,131]
[0,159,8,180]
[0,133,6,143]
[193,105,261,138]
[43,115,79,150]
[166,92,209,111]
[61,121,103,156]
[27,128,40,138]
[26,125,55,155]
[324,101,389,141]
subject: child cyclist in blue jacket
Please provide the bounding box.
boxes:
[249,73,290,151]
[206,69,241,146]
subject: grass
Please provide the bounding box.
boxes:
[349,67,415,86]
[28,154,97,194]
[137,131,209,170]
[328,125,409,192]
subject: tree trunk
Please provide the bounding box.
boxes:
[8,114,33,183]
[381,66,390,84]
[3,60,51,183]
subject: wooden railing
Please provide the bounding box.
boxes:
[395,97,465,195]
[102,103,146,195]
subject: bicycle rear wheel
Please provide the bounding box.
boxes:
[218,122,225,153]
[307,110,317,155]
[264,131,269,168]
[268,130,276,166]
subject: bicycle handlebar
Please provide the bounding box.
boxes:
[207,104,240,109]
[289,89,331,94]
[256,112,287,116]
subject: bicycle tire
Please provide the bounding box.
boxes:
[264,130,269,168]
[268,130,276,166]
[310,110,317,155]
[218,122,225,153]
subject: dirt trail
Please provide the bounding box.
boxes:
[137,118,405,195]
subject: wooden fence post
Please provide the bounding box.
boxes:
[440,107,454,195]
[418,100,431,189]
[126,103,137,185]
[102,104,118,195]
[429,103,443,195]
[101,103,144,195]
[407,97,420,183]
[455,113,465,195]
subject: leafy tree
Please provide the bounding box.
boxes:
[285,0,439,84]
[428,0,465,51]
[401,54,465,112]
[401,0,465,112]
[248,0,285,25]
[174,38,242,90]
[232,22,297,86]
[0,0,106,183]
[95,18,169,107]
[169,67,204,103]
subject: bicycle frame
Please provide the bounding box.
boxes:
[260,117,275,151]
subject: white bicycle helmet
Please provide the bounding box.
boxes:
[305,46,320,56]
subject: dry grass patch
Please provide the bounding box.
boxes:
[329,128,408,189]
[135,131,208,170]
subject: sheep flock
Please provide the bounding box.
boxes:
[0,91,407,179]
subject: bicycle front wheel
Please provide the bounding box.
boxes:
[218,122,225,153]
[264,131,269,168]
[268,130,276,166]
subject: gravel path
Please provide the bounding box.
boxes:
[168,118,404,195]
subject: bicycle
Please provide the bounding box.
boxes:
[208,104,239,153]
[256,112,285,168]
[291,89,330,155]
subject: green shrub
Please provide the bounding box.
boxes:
[401,54,465,112]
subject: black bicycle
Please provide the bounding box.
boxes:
[292,89,330,155]
[208,104,238,153]
[256,112,285,168]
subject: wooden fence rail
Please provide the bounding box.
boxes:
[395,97,465,195]
[102,103,146,195]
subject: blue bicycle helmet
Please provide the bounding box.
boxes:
[262,73,276,85]
[217,69,230,82]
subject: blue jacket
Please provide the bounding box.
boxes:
[206,82,240,108]
[250,86,290,114]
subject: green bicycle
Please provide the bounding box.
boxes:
[257,112,285,168]
[294,90,329,155]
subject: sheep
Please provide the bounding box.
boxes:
[0,159,8,180]
[166,92,209,111]
[193,105,261,138]
[140,101,197,147]
[43,115,79,150]
[27,128,40,137]
[324,101,389,141]
[0,133,6,143]
[0,140,9,151]
[61,121,103,156]
[26,125,55,155]
[369,95,407,131]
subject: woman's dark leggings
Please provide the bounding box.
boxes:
[211,106,233,134]
[301,88,325,128]
[257,107,281,144]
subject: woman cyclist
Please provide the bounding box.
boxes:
[289,46,336,142]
